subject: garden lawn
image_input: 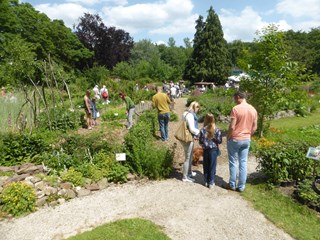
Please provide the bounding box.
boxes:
[67,218,170,240]
[270,109,320,129]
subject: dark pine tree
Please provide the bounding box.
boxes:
[184,7,231,85]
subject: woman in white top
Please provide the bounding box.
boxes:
[181,101,200,182]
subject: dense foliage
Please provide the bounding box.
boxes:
[74,13,134,70]
[1,182,36,216]
[0,0,92,86]
[124,110,174,179]
[240,25,306,136]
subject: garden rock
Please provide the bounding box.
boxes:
[44,186,58,196]
[16,163,44,175]
[0,166,17,172]
[273,110,295,119]
[49,201,58,207]
[60,182,73,190]
[85,183,100,191]
[36,197,48,207]
[127,173,135,181]
[97,178,108,189]
[64,189,76,199]
[34,181,47,191]
[77,189,91,197]
[3,174,30,185]
[0,176,9,186]
[58,198,66,205]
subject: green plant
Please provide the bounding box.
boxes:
[1,182,36,216]
[46,194,61,203]
[124,110,174,179]
[101,108,126,121]
[0,133,49,166]
[295,179,320,206]
[170,112,178,122]
[254,140,313,183]
[60,167,84,186]
[39,107,81,132]
[0,172,15,177]
[107,163,129,183]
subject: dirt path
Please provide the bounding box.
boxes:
[0,98,293,240]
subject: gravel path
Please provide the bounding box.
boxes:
[0,98,294,240]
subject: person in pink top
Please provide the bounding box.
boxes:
[227,91,257,192]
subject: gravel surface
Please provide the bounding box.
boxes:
[0,98,294,240]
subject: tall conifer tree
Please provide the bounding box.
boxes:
[185,7,230,84]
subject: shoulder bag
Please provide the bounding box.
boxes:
[174,113,193,143]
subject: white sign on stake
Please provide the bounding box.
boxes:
[306,147,320,161]
[116,153,126,161]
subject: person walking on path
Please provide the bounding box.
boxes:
[119,92,135,129]
[84,90,93,130]
[199,113,222,189]
[181,101,200,183]
[227,91,257,192]
[152,86,171,141]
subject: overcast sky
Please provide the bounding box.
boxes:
[22,0,320,46]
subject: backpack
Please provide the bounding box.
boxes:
[102,91,108,98]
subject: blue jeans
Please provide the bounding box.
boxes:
[203,148,218,185]
[158,112,170,141]
[227,139,251,191]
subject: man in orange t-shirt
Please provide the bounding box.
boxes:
[227,91,257,192]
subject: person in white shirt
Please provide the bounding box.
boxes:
[93,85,100,100]
[180,101,201,183]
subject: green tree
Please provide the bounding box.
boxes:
[130,39,160,64]
[0,34,37,86]
[240,24,303,136]
[184,6,230,84]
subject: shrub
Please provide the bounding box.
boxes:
[294,179,320,210]
[1,182,36,216]
[170,112,178,122]
[60,167,84,186]
[107,163,129,183]
[39,107,81,132]
[0,133,49,166]
[254,140,313,183]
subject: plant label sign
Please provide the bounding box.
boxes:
[306,147,320,161]
[116,153,126,161]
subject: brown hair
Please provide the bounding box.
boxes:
[233,91,246,99]
[203,113,216,140]
[119,92,126,99]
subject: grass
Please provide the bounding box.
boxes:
[270,108,320,129]
[67,218,171,240]
[242,182,320,240]
[0,93,27,133]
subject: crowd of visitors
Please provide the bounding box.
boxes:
[83,83,258,193]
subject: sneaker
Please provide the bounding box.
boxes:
[182,177,195,183]
[237,188,244,192]
[208,183,215,189]
[88,127,92,130]
[204,182,208,187]
[225,184,236,191]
